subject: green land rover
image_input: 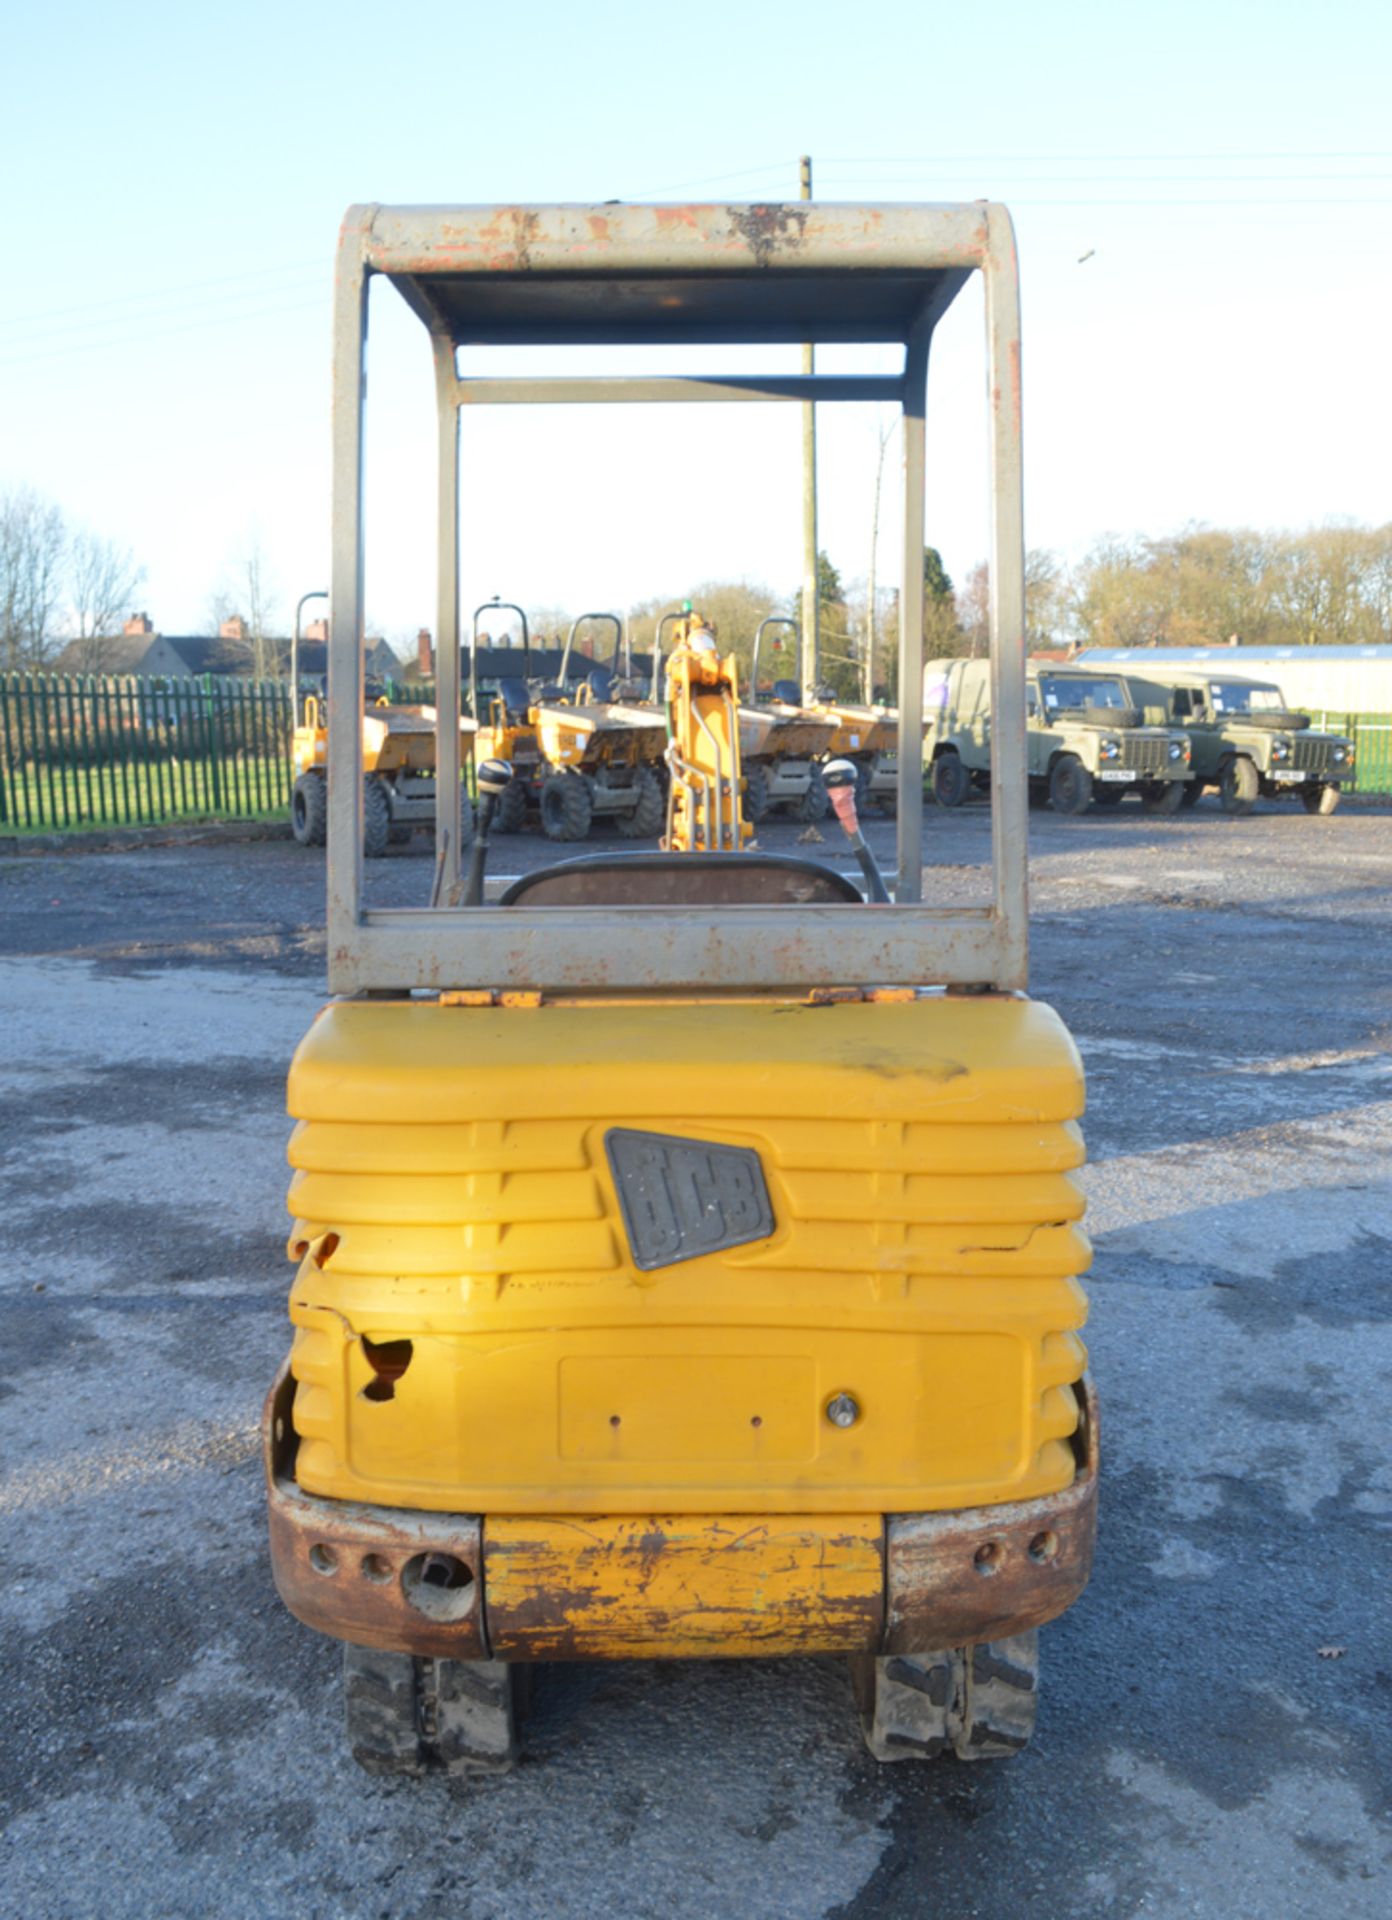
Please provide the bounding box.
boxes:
[1123,670,1354,816]
[924,658,1192,815]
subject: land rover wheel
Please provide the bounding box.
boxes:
[1049,754,1093,815]
[291,772,327,846]
[1301,783,1340,816]
[363,778,391,857]
[1219,755,1259,815]
[617,765,665,838]
[1140,780,1185,816]
[344,1645,523,1778]
[850,1630,1039,1763]
[492,778,529,834]
[932,750,969,808]
[540,771,593,841]
[741,763,771,824]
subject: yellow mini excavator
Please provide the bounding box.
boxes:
[264,198,1096,1779]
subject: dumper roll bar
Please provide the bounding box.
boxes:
[469,598,529,719]
[559,613,624,692]
[651,610,688,700]
[291,590,328,726]
[327,200,1026,994]
[752,617,799,703]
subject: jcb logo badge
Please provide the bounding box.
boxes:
[606,1129,774,1271]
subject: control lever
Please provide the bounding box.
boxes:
[822,759,891,903]
[462,759,514,907]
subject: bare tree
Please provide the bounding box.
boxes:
[864,412,896,701]
[68,526,145,672]
[0,486,67,669]
[240,537,277,682]
[202,585,235,627]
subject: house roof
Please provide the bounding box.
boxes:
[48,631,407,679]
[49,635,155,675]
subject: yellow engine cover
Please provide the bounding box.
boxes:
[286,994,1089,1515]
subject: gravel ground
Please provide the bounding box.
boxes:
[1,797,1389,1919]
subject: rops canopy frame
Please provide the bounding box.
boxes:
[326,200,1026,994]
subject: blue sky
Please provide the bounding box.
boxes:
[3,0,1388,646]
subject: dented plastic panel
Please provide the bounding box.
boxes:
[286,993,1089,1516]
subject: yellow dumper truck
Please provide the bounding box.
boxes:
[265,198,1097,1776]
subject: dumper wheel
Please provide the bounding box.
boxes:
[931,751,968,808]
[1139,779,1185,816]
[851,1630,1039,1764]
[363,778,391,857]
[492,779,529,834]
[1048,755,1093,815]
[796,768,829,823]
[617,765,665,838]
[1301,783,1340,816]
[540,772,593,841]
[344,1645,523,1778]
[1219,755,1258,815]
[291,772,327,846]
[742,764,771,824]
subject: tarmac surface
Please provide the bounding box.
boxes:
[1,795,1389,1919]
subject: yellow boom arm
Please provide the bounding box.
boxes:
[663,618,753,853]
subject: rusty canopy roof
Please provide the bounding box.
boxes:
[345,201,989,346]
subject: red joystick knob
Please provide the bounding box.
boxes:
[823,758,860,837]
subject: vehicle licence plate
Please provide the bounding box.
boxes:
[1273,769,1305,782]
[1099,770,1137,782]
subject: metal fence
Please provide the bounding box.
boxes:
[1,675,1388,835]
[0,673,293,831]
[1312,714,1392,795]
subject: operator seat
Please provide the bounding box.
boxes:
[500,852,865,908]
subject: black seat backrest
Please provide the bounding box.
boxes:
[497,676,529,717]
[499,852,864,908]
[584,664,615,701]
[773,678,801,704]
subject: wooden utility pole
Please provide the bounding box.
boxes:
[799,155,818,699]
[865,415,893,703]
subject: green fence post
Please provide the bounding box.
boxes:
[205,674,223,815]
[0,677,17,827]
[16,676,37,828]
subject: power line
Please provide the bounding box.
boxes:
[0,257,327,334]
[623,159,799,198]
[814,180,1392,206]
[819,149,1392,163]
[0,274,329,350]
[817,171,1392,184]
[0,293,328,372]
